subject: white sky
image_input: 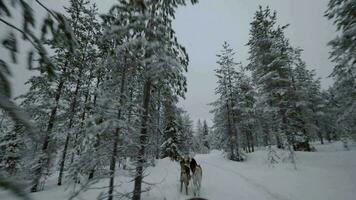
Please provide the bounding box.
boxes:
[3,0,337,126]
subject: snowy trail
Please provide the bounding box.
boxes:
[195,159,273,200]
[1,143,355,200]
[198,158,290,200]
[144,151,289,200]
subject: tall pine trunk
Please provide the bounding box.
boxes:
[57,66,84,186]
[31,69,66,192]
[88,76,102,180]
[70,67,95,164]
[132,80,151,200]
[312,108,324,144]
[108,69,127,200]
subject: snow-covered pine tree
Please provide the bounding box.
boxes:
[247,7,307,167]
[0,113,25,176]
[306,74,324,145]
[196,119,203,136]
[193,119,204,153]
[125,1,197,199]
[14,0,99,191]
[201,120,210,153]
[318,89,338,142]
[56,0,101,186]
[179,111,195,155]
[325,0,356,146]
[160,98,182,160]
[17,59,70,192]
[288,48,322,150]
[247,6,294,148]
[0,1,77,197]
[149,87,165,161]
[233,66,256,153]
[87,4,140,200]
[211,41,243,161]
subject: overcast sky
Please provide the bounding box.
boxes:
[4,0,337,126]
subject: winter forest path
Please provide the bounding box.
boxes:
[202,161,289,200]
[194,152,290,200]
[1,143,355,200]
[121,146,356,200]
[144,150,291,200]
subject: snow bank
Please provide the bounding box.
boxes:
[1,142,355,200]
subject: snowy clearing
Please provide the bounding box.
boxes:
[1,142,355,200]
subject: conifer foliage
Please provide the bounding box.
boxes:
[0,0,197,199]
[325,0,356,147]
[0,0,355,199]
[210,7,337,166]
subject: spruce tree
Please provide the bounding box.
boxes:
[326,0,356,146]
[57,0,101,186]
[247,6,293,149]
[202,120,210,153]
[211,41,243,161]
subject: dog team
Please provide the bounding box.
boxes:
[178,155,202,196]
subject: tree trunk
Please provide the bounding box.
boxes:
[155,89,161,159]
[250,132,255,152]
[247,132,252,153]
[317,123,324,144]
[107,127,120,200]
[276,134,283,149]
[88,134,100,180]
[70,67,95,164]
[326,131,332,143]
[132,80,151,200]
[58,67,83,186]
[88,75,102,180]
[31,69,66,192]
[108,69,127,200]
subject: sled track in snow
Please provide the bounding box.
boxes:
[200,160,291,200]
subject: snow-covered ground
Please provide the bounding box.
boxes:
[1,142,355,200]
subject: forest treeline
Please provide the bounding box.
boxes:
[212,3,356,164]
[211,4,356,164]
[0,0,355,200]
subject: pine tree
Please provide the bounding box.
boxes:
[234,66,256,153]
[326,0,356,146]
[320,89,339,142]
[93,3,140,199]
[211,41,243,161]
[179,112,195,155]
[56,0,101,186]
[160,95,181,159]
[0,114,25,176]
[17,64,69,192]
[201,120,210,153]
[247,6,294,149]
[128,1,196,199]
[0,0,76,197]
[287,48,318,151]
[13,0,99,191]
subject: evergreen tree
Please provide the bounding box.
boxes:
[201,120,210,153]
[179,112,194,155]
[247,6,293,150]
[0,0,76,197]
[0,114,24,176]
[325,0,356,146]
[287,48,319,150]
[17,61,69,192]
[56,0,101,186]
[211,41,243,161]
[160,98,182,160]
[234,66,256,153]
